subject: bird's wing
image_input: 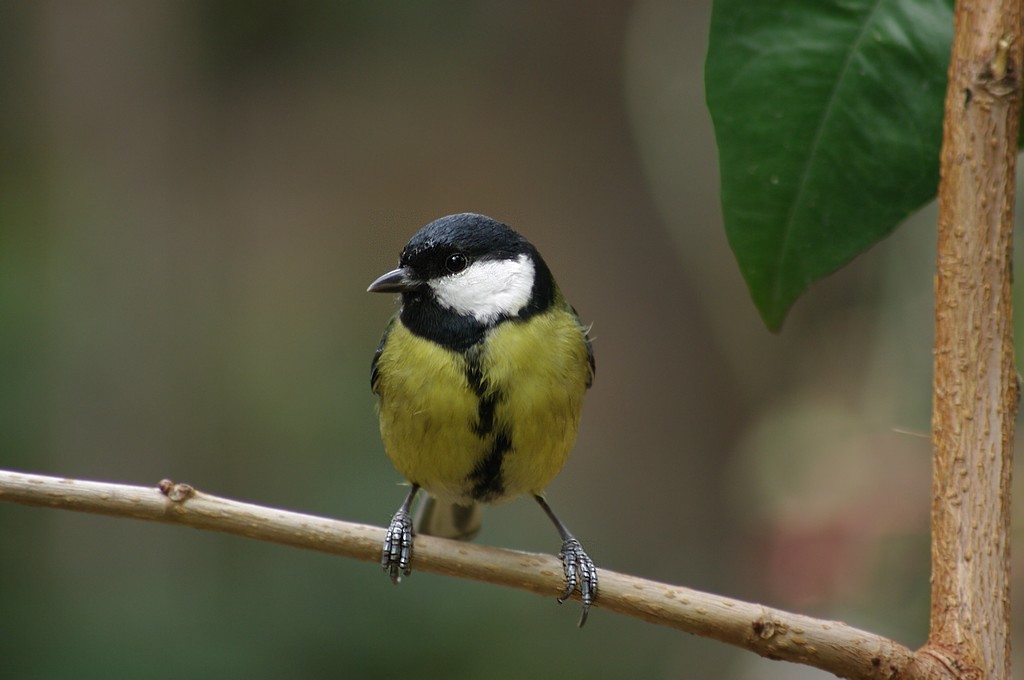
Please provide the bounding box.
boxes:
[571,304,596,389]
[370,316,397,395]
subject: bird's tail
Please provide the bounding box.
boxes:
[414,496,481,541]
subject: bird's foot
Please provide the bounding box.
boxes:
[382,508,414,584]
[557,538,598,627]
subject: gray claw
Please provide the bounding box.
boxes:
[557,538,598,627]
[382,509,414,584]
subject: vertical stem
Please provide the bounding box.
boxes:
[929,1,1020,676]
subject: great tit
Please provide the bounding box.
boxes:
[367,212,598,625]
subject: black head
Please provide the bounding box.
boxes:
[399,213,533,278]
[368,213,556,350]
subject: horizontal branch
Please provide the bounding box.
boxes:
[0,468,913,679]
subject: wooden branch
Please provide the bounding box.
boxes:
[0,468,914,680]
[928,1,1021,677]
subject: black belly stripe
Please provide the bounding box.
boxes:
[463,349,507,500]
[470,428,510,501]
[464,351,501,437]
[475,393,499,437]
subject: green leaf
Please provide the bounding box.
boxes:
[706,0,954,330]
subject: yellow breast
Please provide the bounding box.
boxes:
[373,305,592,504]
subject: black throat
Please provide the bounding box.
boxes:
[399,294,488,352]
[399,253,556,353]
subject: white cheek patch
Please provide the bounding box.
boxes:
[430,254,536,323]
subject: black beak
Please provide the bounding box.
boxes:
[367,267,416,293]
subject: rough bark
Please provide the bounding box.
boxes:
[925,1,1020,677]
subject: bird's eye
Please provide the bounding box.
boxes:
[445,253,468,273]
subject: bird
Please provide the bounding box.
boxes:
[367,212,598,626]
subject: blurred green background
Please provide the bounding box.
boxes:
[1,2,1021,678]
